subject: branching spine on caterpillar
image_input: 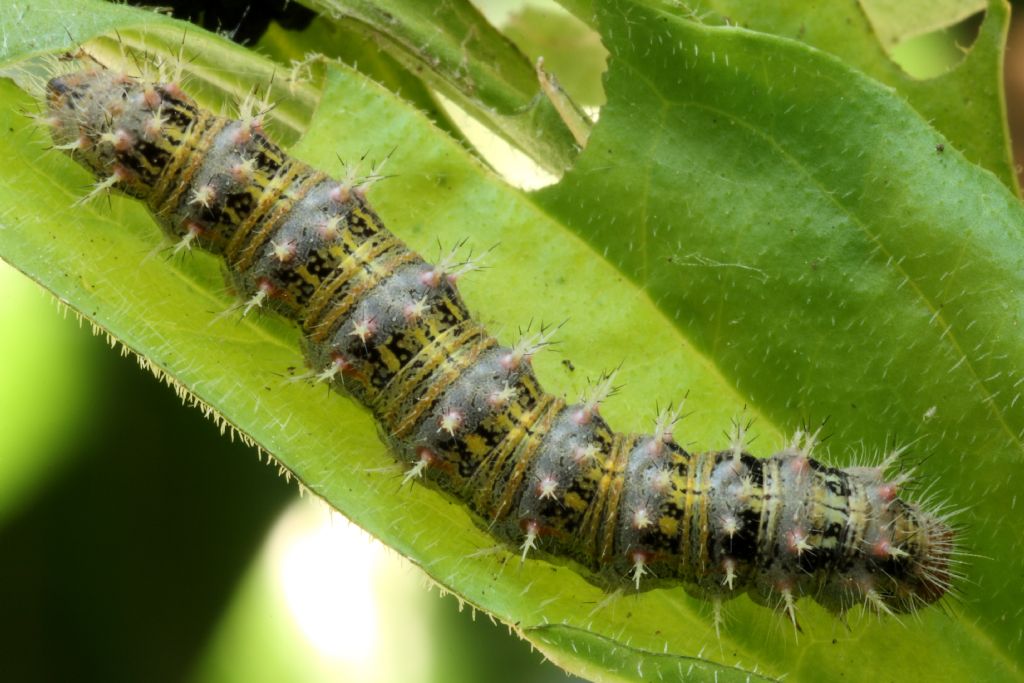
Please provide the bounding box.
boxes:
[39,54,958,633]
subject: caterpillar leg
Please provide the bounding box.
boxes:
[712,597,725,640]
[520,521,540,563]
[780,587,802,635]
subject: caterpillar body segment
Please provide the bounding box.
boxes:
[44,65,956,624]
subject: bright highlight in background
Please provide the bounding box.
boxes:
[194,501,434,683]
[276,506,383,663]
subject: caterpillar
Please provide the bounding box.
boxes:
[39,56,955,631]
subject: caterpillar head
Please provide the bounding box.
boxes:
[882,502,957,613]
[821,497,957,617]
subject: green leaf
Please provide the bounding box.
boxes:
[729,0,1016,193]
[298,0,581,174]
[559,0,1017,193]
[1,1,1022,682]
[0,1,151,62]
[536,0,1024,678]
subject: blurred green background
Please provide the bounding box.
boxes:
[0,1,1019,681]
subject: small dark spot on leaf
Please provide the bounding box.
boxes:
[936,143,945,153]
[562,359,575,372]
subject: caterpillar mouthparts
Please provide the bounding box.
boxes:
[42,63,956,627]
